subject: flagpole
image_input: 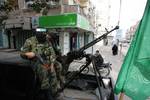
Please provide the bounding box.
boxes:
[119,93,124,100]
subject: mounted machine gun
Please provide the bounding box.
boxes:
[62,26,119,69]
[55,26,119,100]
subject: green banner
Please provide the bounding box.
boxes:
[77,14,90,30]
[39,13,77,28]
[114,0,150,100]
[39,13,91,31]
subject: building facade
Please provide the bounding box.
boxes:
[38,13,94,54]
[125,21,140,42]
[0,0,6,47]
[2,0,97,54]
[90,0,112,47]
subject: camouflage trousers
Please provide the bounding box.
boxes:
[32,60,64,96]
[54,61,65,87]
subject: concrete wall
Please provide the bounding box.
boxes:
[59,32,70,55]
[85,33,94,54]
[77,33,84,48]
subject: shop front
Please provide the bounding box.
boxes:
[39,13,94,55]
[3,17,34,50]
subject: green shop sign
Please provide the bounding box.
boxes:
[77,14,90,30]
[39,13,90,30]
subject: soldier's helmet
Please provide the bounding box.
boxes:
[35,28,47,43]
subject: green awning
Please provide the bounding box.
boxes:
[39,13,90,31]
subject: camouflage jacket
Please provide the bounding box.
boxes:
[21,36,56,64]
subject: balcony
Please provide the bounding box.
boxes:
[47,5,61,15]
[63,5,86,17]
[63,5,79,13]
[78,0,89,8]
[62,4,96,29]
[8,10,21,18]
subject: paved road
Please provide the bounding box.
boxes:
[70,44,131,99]
[98,45,131,100]
[68,44,131,100]
[99,45,124,83]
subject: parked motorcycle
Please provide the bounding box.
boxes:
[80,62,112,77]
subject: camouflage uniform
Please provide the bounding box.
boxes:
[20,36,60,95]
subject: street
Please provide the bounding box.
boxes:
[96,44,131,100]
[68,43,131,100]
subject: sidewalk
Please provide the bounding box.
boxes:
[68,44,131,100]
[119,45,129,57]
[98,45,130,100]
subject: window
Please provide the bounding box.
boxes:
[84,33,89,45]
[0,0,5,5]
[68,0,74,5]
[63,0,75,5]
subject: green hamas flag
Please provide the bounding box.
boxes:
[114,0,150,100]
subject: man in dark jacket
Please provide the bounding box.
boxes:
[94,50,104,67]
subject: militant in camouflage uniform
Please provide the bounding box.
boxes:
[20,34,63,99]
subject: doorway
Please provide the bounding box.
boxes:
[70,32,77,51]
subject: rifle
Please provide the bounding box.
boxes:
[34,54,50,70]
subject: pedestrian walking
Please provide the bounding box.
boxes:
[112,39,119,55]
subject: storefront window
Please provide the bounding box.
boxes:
[84,33,89,45]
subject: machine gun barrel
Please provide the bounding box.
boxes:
[79,26,119,52]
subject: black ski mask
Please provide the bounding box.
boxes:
[36,32,47,43]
